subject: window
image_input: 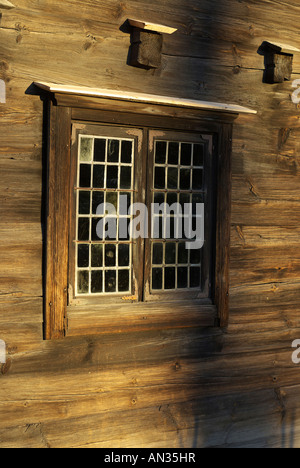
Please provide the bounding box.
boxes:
[40,83,254,339]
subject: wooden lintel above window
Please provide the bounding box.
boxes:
[34,82,257,116]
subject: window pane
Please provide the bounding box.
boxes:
[180,169,191,190]
[118,244,130,267]
[105,270,116,293]
[193,144,204,166]
[118,270,130,292]
[121,141,132,164]
[108,140,119,163]
[77,271,89,294]
[152,268,163,290]
[107,165,118,189]
[165,243,176,264]
[92,192,105,214]
[77,244,89,268]
[106,192,118,211]
[78,218,90,241]
[91,271,103,293]
[80,138,93,162]
[94,138,106,162]
[181,143,192,166]
[155,141,167,164]
[154,192,165,207]
[105,244,116,267]
[177,267,188,288]
[79,164,91,188]
[165,267,175,289]
[167,167,178,190]
[153,243,163,265]
[120,166,132,190]
[92,218,103,241]
[190,267,201,288]
[91,244,103,268]
[192,169,203,190]
[154,167,166,189]
[168,142,179,165]
[79,191,90,214]
[178,242,189,264]
[93,165,105,188]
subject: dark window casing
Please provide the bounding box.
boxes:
[44,92,236,339]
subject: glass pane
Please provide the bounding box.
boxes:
[178,242,189,264]
[167,167,178,190]
[180,169,191,190]
[94,138,106,162]
[106,192,118,211]
[118,218,130,241]
[153,243,163,265]
[154,167,166,189]
[118,270,130,292]
[165,267,175,289]
[154,192,165,207]
[106,165,118,189]
[180,193,190,211]
[108,140,119,163]
[118,244,130,267]
[92,218,103,241]
[167,192,178,206]
[78,218,90,241]
[91,271,103,293]
[152,268,163,290]
[77,244,89,268]
[91,244,103,268]
[193,144,204,166]
[79,164,91,188]
[121,141,132,164]
[165,243,176,264]
[79,191,90,214]
[119,192,131,214]
[190,267,200,288]
[168,142,179,165]
[105,244,116,267]
[93,165,105,188]
[120,166,132,190]
[77,271,89,294]
[191,248,201,265]
[192,169,203,190]
[192,194,204,215]
[105,270,116,293]
[181,143,192,166]
[177,267,188,289]
[80,138,93,162]
[92,192,105,215]
[155,141,167,164]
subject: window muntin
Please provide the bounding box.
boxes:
[75,134,135,297]
[70,125,214,305]
[150,139,205,293]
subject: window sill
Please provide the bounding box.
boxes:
[66,301,218,337]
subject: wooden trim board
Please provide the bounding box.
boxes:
[34,82,257,115]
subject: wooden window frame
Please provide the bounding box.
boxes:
[44,91,237,340]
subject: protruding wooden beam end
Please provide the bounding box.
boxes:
[0,0,16,10]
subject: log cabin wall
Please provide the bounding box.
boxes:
[0,0,300,448]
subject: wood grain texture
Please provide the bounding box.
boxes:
[44,104,71,340]
[1,0,300,449]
